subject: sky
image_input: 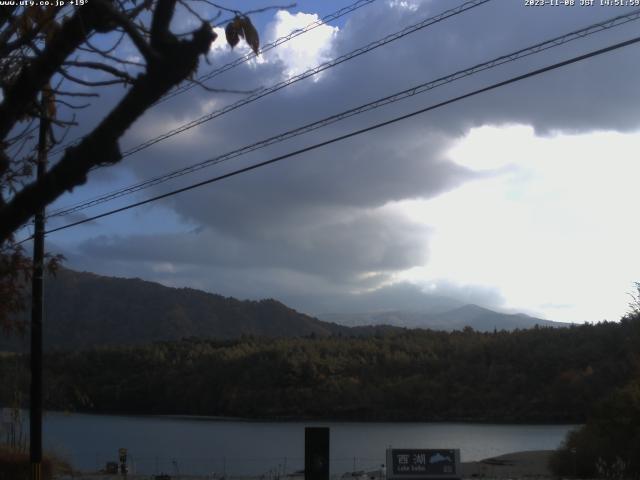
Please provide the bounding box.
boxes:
[27,0,640,323]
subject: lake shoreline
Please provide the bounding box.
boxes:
[461,449,554,477]
[40,412,573,476]
[53,449,556,479]
[42,409,583,426]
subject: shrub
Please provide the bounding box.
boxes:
[549,380,640,479]
[0,447,60,480]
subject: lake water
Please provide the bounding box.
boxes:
[40,412,578,476]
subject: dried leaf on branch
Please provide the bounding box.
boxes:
[225,15,260,54]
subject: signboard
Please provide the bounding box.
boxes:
[386,449,460,479]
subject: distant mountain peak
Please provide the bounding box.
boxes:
[452,303,489,313]
[0,268,567,353]
[318,302,564,332]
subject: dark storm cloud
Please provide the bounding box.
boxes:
[77,209,431,283]
[48,211,94,227]
[122,0,640,208]
[143,126,475,235]
[64,0,640,310]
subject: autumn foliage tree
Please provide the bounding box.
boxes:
[0,0,264,328]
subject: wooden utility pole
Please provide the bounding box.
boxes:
[30,95,48,480]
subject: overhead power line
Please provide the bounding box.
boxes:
[30,33,640,240]
[98,0,492,161]
[48,0,379,158]
[45,0,492,217]
[44,0,491,218]
[160,0,378,104]
[47,8,640,219]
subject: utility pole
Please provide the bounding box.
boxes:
[30,94,48,480]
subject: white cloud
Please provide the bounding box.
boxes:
[209,26,254,57]
[54,0,640,323]
[263,11,338,78]
[151,262,177,273]
[393,125,640,323]
[387,0,420,12]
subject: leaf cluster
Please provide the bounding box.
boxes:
[225,15,259,54]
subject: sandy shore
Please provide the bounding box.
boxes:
[54,450,554,479]
[460,450,553,478]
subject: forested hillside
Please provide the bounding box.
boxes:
[1,317,638,422]
[1,268,561,351]
[1,268,351,351]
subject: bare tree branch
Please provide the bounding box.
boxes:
[0,7,217,241]
[1,0,270,251]
[54,99,91,110]
[63,60,136,83]
[108,7,159,64]
[51,89,100,98]
[151,0,178,51]
[77,46,146,66]
[59,67,130,87]
[188,77,263,95]
[215,2,296,25]
[242,3,296,16]
[0,0,116,140]
[82,29,127,57]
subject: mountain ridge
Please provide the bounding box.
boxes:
[318,303,563,331]
[1,268,351,351]
[1,268,565,352]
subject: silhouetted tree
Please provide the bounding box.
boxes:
[0,0,268,328]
